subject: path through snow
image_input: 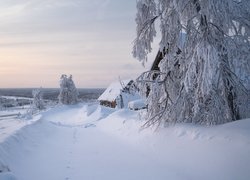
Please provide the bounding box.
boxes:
[1,105,176,180]
[1,104,250,180]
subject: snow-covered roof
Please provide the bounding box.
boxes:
[98,80,132,102]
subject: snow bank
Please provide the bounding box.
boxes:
[128,99,146,110]
[0,103,249,180]
[0,172,17,180]
[0,114,41,143]
[96,109,250,180]
[0,117,56,180]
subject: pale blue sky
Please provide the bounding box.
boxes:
[0,0,156,88]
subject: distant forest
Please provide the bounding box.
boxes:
[0,88,104,101]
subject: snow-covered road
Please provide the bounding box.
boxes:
[1,104,250,180]
[0,105,174,180]
[11,123,169,180]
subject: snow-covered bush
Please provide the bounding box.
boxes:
[133,0,250,127]
[26,88,45,116]
[58,74,79,105]
[32,88,45,110]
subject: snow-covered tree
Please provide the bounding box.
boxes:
[58,74,79,105]
[32,88,45,110]
[26,88,45,117]
[133,0,250,127]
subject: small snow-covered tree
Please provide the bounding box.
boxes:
[133,0,250,127]
[32,88,45,110]
[26,88,45,116]
[58,74,79,105]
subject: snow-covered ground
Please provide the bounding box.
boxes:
[0,103,250,180]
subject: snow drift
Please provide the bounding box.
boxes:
[0,103,249,180]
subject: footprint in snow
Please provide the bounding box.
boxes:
[73,129,77,141]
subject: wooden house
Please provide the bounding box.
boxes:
[98,80,136,108]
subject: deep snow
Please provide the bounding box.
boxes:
[0,103,250,180]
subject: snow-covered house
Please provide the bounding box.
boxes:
[98,80,141,108]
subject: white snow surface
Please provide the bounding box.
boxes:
[128,99,146,110]
[0,103,250,180]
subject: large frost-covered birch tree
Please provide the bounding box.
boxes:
[133,0,250,127]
